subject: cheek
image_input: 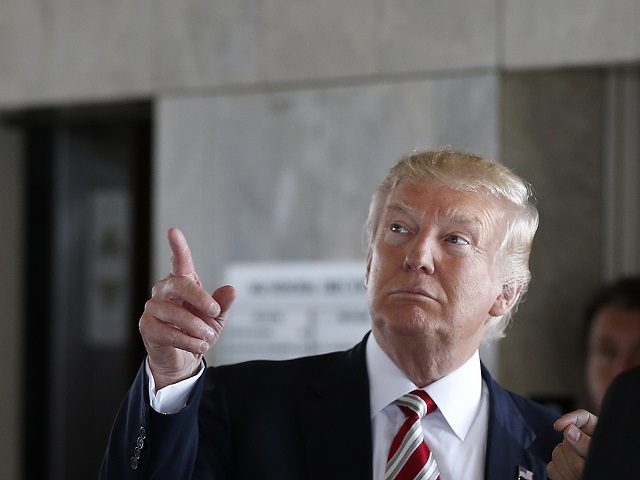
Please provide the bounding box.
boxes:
[586,358,601,378]
[586,356,612,382]
[369,247,399,277]
[448,270,500,308]
[365,258,386,299]
[586,361,606,400]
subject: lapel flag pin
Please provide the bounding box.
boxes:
[517,465,534,480]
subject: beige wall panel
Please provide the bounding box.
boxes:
[379,0,498,73]
[504,0,640,67]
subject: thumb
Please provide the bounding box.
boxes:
[211,285,237,322]
[562,423,591,458]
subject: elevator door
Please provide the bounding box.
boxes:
[19,104,151,480]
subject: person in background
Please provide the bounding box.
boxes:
[545,276,640,479]
[100,148,586,479]
[584,277,640,413]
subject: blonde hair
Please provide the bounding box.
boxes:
[364,148,539,340]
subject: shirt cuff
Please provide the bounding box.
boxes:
[145,358,205,414]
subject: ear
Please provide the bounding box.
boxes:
[364,249,372,288]
[489,282,523,317]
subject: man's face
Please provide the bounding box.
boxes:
[586,306,640,412]
[366,180,512,360]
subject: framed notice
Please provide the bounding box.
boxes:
[217,262,370,364]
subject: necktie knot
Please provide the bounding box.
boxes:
[396,389,437,419]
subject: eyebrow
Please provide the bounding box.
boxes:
[446,209,484,227]
[386,201,420,217]
[386,201,484,227]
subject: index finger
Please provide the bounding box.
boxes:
[554,409,599,436]
[168,227,196,277]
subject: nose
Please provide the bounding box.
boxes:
[402,233,435,274]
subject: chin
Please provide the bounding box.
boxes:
[377,310,438,339]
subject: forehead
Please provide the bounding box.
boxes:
[592,307,640,335]
[383,180,507,225]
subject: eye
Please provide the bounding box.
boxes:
[446,234,469,246]
[390,223,409,234]
[593,344,616,361]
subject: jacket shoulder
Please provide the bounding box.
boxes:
[204,340,367,389]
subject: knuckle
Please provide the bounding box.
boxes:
[186,337,200,352]
[152,277,173,297]
[143,299,154,313]
[165,276,178,291]
[571,459,583,474]
[164,275,188,294]
[545,463,555,477]
[168,327,184,347]
[138,314,149,333]
[552,444,562,459]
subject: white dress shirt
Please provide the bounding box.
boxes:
[367,334,489,480]
[149,335,489,479]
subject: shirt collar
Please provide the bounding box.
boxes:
[366,333,483,441]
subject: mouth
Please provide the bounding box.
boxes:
[389,287,438,302]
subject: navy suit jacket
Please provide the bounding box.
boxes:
[100,337,561,479]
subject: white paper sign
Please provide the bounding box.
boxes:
[217,262,370,364]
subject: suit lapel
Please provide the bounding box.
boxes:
[298,339,373,480]
[482,365,547,480]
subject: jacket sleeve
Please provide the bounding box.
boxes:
[99,360,207,479]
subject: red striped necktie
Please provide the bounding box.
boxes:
[385,390,441,480]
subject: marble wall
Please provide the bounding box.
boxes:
[504,0,640,67]
[1,1,639,105]
[500,70,605,401]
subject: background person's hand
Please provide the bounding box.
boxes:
[546,409,598,480]
[139,227,236,389]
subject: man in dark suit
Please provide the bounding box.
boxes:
[581,365,640,478]
[101,149,565,479]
